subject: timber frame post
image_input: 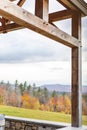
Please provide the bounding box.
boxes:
[72,13,82,127]
[35,0,49,22]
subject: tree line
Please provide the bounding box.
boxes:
[0,80,87,115]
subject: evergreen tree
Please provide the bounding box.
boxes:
[51,90,58,97]
[27,84,32,93]
[15,80,21,107]
[24,81,27,90]
[15,80,18,91]
[19,83,24,95]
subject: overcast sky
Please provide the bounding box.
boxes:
[0,0,87,86]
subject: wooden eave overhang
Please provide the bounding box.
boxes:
[0,0,86,47]
[0,0,81,48]
[57,0,87,16]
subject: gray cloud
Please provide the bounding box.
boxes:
[0,28,71,63]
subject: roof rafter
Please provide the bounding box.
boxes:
[17,0,26,7]
[0,23,23,33]
[49,9,73,22]
[0,0,80,48]
[57,0,87,16]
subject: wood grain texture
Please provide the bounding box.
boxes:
[0,0,80,47]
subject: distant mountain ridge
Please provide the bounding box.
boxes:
[0,82,87,94]
[41,84,87,94]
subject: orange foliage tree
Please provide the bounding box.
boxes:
[21,92,40,109]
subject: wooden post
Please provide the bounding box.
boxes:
[71,12,82,127]
[35,0,49,22]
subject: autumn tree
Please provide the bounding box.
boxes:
[21,91,40,109]
[82,95,87,115]
[9,90,18,106]
[0,86,7,105]
[49,96,59,112]
[6,81,11,105]
[64,95,71,114]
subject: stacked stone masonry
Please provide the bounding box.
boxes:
[5,120,38,130]
[5,117,66,130]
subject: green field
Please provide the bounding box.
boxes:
[0,105,87,125]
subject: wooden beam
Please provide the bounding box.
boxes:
[57,0,87,16]
[10,0,16,1]
[71,12,82,127]
[57,0,79,10]
[49,9,72,22]
[0,0,80,47]
[10,0,26,6]
[17,0,26,7]
[0,18,4,23]
[35,0,49,22]
[70,0,87,16]
[0,23,23,33]
[35,0,43,18]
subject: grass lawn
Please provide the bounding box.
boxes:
[0,105,87,125]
